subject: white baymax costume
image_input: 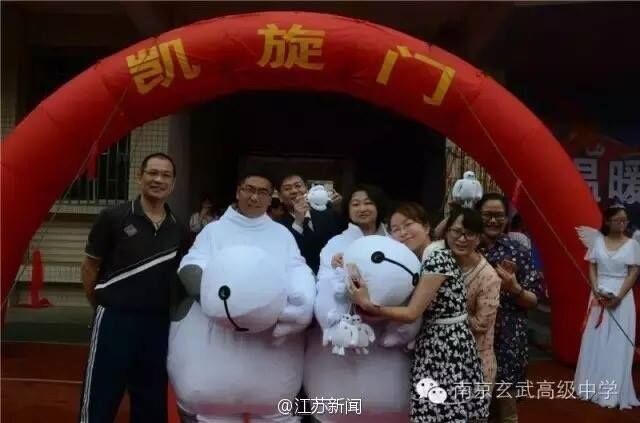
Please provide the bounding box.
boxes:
[304,227,423,422]
[168,206,316,423]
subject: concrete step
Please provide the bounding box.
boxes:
[16,264,81,282]
[31,246,85,257]
[11,282,88,307]
[35,225,90,233]
[32,233,88,242]
[13,218,97,310]
[35,252,85,264]
[3,305,94,344]
[6,304,93,324]
[33,240,86,249]
[27,220,92,262]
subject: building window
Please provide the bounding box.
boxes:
[63,138,131,204]
[28,47,130,205]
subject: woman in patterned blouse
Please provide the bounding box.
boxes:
[444,208,501,388]
[475,193,544,423]
[394,203,500,386]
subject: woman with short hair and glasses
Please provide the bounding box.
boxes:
[388,202,434,262]
[444,208,501,390]
[475,193,543,423]
[574,204,640,409]
[350,204,490,422]
[392,203,501,388]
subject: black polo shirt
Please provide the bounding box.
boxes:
[85,197,189,313]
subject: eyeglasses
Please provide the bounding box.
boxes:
[143,170,174,180]
[609,219,629,224]
[240,185,272,199]
[481,212,506,222]
[448,227,479,240]
[391,220,422,235]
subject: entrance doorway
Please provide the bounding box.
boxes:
[188,91,446,219]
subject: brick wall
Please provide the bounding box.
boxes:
[127,117,170,199]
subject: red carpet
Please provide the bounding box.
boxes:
[2,342,639,422]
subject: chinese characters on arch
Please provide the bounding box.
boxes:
[257,24,326,70]
[124,25,458,108]
[126,38,200,95]
[255,24,457,107]
[375,45,455,106]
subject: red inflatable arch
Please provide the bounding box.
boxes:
[1,12,600,364]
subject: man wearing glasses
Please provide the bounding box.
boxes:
[172,170,316,422]
[79,152,190,423]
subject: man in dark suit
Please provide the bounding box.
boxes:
[276,174,345,274]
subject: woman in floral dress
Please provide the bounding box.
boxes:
[475,193,543,422]
[349,207,489,423]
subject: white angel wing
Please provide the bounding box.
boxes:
[575,226,600,250]
[632,230,640,246]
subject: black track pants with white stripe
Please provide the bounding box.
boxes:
[78,305,169,423]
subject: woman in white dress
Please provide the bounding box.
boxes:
[574,204,640,409]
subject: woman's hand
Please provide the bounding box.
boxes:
[593,290,608,303]
[331,253,344,269]
[347,276,375,312]
[496,264,520,294]
[602,295,622,309]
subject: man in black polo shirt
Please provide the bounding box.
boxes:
[79,152,189,423]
